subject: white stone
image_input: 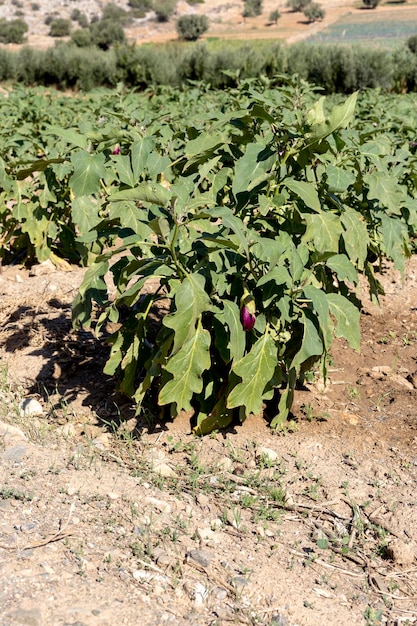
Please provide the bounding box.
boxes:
[257,446,279,462]
[151,462,178,478]
[217,456,233,471]
[19,398,44,417]
[145,496,171,514]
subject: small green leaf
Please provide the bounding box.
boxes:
[193,394,234,436]
[211,207,250,256]
[16,157,65,181]
[378,214,408,276]
[364,171,406,214]
[284,179,321,213]
[302,285,332,351]
[113,154,135,187]
[257,266,291,288]
[185,132,225,159]
[131,137,155,179]
[108,201,154,237]
[307,92,358,142]
[45,125,88,149]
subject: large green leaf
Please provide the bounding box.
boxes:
[163,273,212,353]
[227,332,277,417]
[340,208,370,270]
[290,311,323,375]
[108,182,171,206]
[302,212,343,253]
[131,137,155,180]
[159,323,211,413]
[307,92,358,143]
[72,196,102,232]
[326,293,360,351]
[214,300,246,363]
[326,164,356,193]
[232,143,276,196]
[378,214,408,275]
[70,152,106,196]
[364,171,406,214]
[302,285,332,351]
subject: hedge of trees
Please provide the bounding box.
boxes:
[0,38,417,93]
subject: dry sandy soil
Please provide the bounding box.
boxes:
[1,254,417,626]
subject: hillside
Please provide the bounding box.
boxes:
[0,0,366,47]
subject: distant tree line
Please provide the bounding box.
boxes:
[0,38,416,92]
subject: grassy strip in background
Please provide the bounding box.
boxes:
[306,9,417,48]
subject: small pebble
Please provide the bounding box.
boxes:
[2,445,28,463]
[188,548,213,568]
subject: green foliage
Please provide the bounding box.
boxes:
[243,0,263,18]
[70,28,93,48]
[407,33,417,54]
[89,19,126,50]
[153,0,177,22]
[49,18,72,38]
[0,37,415,93]
[286,0,311,12]
[128,0,153,8]
[176,14,209,40]
[2,81,417,430]
[362,0,380,7]
[0,18,28,44]
[70,9,89,29]
[69,5,127,50]
[269,9,281,23]
[102,3,130,24]
[303,2,325,22]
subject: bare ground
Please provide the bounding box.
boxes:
[0,255,417,626]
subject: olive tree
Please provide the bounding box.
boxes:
[176,14,209,40]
